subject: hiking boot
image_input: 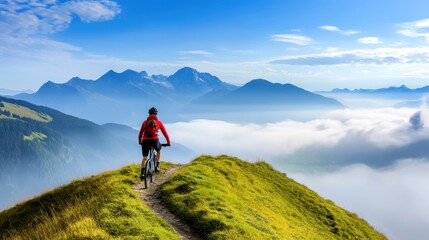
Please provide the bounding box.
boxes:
[155,162,160,172]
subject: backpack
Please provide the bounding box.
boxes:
[145,118,157,137]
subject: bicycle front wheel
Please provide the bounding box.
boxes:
[150,161,155,183]
[144,160,151,189]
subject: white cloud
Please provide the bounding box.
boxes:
[0,0,121,37]
[179,50,213,56]
[398,18,429,42]
[271,34,314,45]
[0,35,81,58]
[290,159,429,240]
[358,37,382,44]
[270,47,429,65]
[320,25,340,32]
[323,47,340,52]
[0,0,121,89]
[342,30,359,36]
[320,25,359,35]
[402,69,429,78]
[168,119,343,158]
[0,0,121,57]
[62,0,120,22]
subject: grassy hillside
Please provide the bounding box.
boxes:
[161,155,386,239]
[0,163,179,240]
[0,156,386,240]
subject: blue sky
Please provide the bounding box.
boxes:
[2,0,429,91]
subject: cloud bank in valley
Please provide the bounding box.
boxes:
[290,159,429,240]
[168,107,429,168]
[167,107,429,239]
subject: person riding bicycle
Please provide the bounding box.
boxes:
[138,107,171,180]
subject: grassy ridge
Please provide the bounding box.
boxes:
[161,155,386,239]
[0,163,179,240]
[0,155,387,239]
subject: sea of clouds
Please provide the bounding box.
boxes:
[291,159,429,240]
[166,106,429,239]
[168,107,429,166]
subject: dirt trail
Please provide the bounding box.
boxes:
[132,167,202,240]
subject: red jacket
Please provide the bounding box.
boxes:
[138,114,171,145]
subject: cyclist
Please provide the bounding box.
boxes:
[138,107,171,180]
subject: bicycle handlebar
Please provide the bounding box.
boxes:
[161,143,170,147]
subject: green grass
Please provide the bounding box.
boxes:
[0,156,387,240]
[0,101,52,122]
[161,155,387,240]
[23,131,47,141]
[0,163,180,240]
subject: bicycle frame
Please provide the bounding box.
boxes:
[143,144,169,189]
[144,147,157,188]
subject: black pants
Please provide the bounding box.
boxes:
[141,139,161,157]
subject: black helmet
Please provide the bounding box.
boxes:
[148,107,158,115]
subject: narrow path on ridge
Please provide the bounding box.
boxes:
[132,166,202,240]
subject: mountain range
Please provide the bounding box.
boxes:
[325,85,429,94]
[194,79,343,107]
[13,67,343,125]
[319,85,429,100]
[16,67,235,104]
[317,85,429,108]
[0,88,33,96]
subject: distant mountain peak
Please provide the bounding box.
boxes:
[36,80,80,96]
[151,74,167,79]
[328,85,415,94]
[96,69,142,83]
[177,66,198,73]
[163,67,237,100]
[194,78,343,107]
[39,80,58,89]
[172,67,200,80]
[334,87,351,91]
[121,69,139,75]
[386,85,409,90]
[245,79,272,86]
[119,69,142,80]
[250,78,270,82]
[65,77,94,88]
[0,88,33,96]
[97,70,119,81]
[169,67,200,82]
[243,79,297,90]
[66,77,85,83]
[140,71,149,77]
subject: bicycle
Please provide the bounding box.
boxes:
[143,143,169,189]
